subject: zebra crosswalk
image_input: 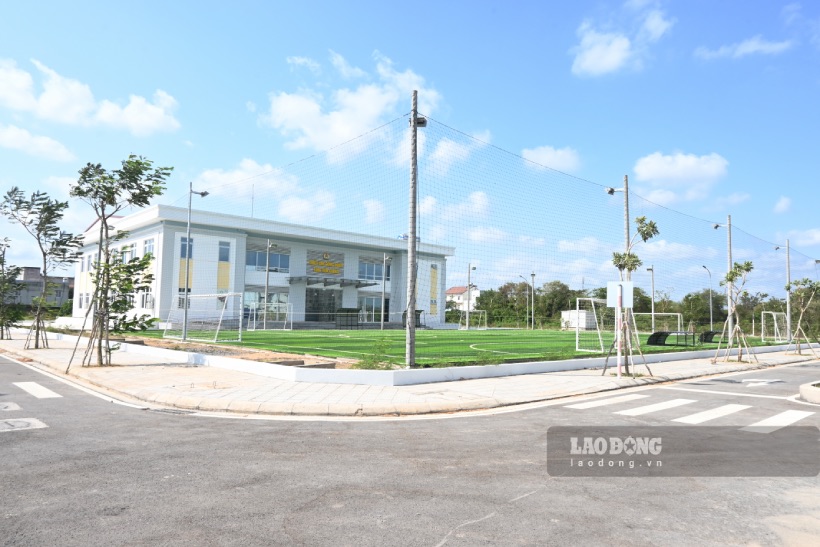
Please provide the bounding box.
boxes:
[0,381,62,432]
[564,392,816,434]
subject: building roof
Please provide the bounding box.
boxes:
[446,286,468,295]
[81,204,455,257]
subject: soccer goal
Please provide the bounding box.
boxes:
[572,298,616,353]
[761,311,789,343]
[459,309,488,330]
[163,292,244,342]
[632,313,683,333]
[246,302,293,331]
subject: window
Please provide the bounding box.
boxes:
[181,237,192,259]
[245,250,290,273]
[78,294,83,309]
[80,257,85,273]
[178,288,191,308]
[358,260,390,281]
[143,238,154,257]
[140,293,154,309]
[121,244,134,263]
[55,289,63,298]
[219,241,230,262]
[86,255,93,272]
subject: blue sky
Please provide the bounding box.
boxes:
[1,1,819,297]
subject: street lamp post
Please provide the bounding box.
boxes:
[182,181,209,341]
[713,215,733,345]
[530,272,536,330]
[466,264,476,330]
[702,265,713,331]
[263,239,272,330]
[519,275,529,329]
[646,265,655,332]
[775,241,793,342]
[380,253,391,330]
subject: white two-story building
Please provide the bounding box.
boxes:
[72,205,453,328]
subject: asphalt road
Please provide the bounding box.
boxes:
[2,356,819,546]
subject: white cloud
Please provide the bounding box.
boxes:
[695,36,793,60]
[329,50,366,78]
[430,138,472,174]
[518,235,546,247]
[442,191,490,221]
[262,52,441,156]
[633,151,728,204]
[467,226,506,243]
[95,90,180,137]
[0,123,74,161]
[640,10,674,42]
[419,195,437,216]
[774,196,792,214]
[286,56,321,74]
[570,6,673,77]
[522,145,581,173]
[789,229,820,247]
[193,158,336,223]
[557,236,610,255]
[0,59,180,136]
[279,190,335,222]
[571,22,633,76]
[363,199,386,224]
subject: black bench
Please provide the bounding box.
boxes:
[647,331,696,347]
[699,331,721,343]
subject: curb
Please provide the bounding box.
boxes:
[799,382,820,404]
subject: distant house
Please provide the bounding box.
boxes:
[13,267,73,307]
[446,285,480,312]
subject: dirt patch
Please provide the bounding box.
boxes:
[135,337,357,369]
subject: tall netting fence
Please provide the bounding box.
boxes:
[155,113,819,365]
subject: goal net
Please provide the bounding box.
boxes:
[246,302,293,331]
[761,311,788,343]
[459,309,488,330]
[572,298,615,353]
[632,313,683,333]
[163,292,244,342]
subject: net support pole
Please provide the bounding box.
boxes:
[406,91,420,367]
[786,239,792,343]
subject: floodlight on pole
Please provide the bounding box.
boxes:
[182,181,209,341]
[702,265,713,330]
[646,266,655,332]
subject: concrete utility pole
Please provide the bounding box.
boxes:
[531,272,536,330]
[406,91,425,367]
[647,265,655,332]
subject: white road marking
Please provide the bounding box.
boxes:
[0,417,48,432]
[565,393,649,409]
[741,379,782,387]
[741,410,815,434]
[672,404,752,424]
[659,386,791,400]
[13,382,62,399]
[615,398,697,416]
[0,402,22,411]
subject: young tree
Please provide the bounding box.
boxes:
[717,261,756,362]
[785,277,820,355]
[69,155,172,367]
[611,216,660,281]
[0,189,82,348]
[0,238,24,339]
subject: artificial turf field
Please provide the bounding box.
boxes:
[154,327,737,367]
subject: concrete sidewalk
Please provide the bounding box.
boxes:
[0,336,816,417]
